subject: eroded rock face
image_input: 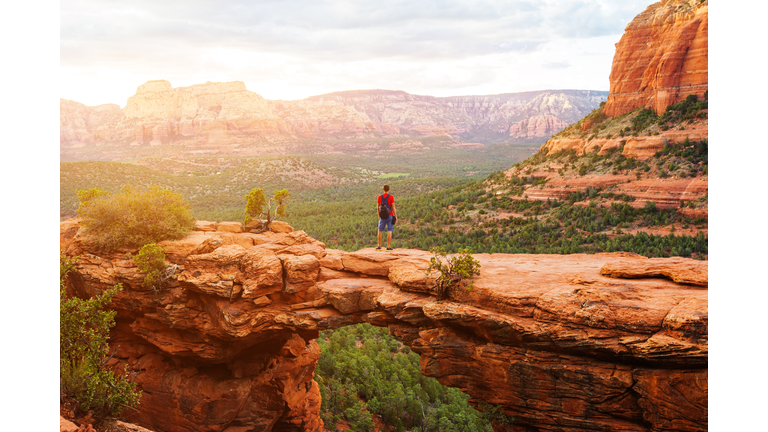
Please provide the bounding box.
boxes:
[542,122,708,160]
[509,114,569,139]
[60,99,124,147]
[521,174,708,209]
[60,87,607,158]
[603,0,708,117]
[61,221,707,432]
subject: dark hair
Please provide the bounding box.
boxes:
[383,184,390,192]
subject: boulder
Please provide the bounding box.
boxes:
[283,254,321,293]
[59,417,79,432]
[216,221,243,233]
[269,221,294,233]
[193,220,216,231]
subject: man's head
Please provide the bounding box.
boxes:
[383,184,390,192]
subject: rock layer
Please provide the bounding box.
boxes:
[603,0,708,117]
[521,174,708,208]
[542,122,708,160]
[60,86,607,157]
[61,220,708,432]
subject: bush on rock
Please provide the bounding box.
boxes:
[77,185,195,250]
[60,252,141,422]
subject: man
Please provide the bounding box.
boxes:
[376,184,397,251]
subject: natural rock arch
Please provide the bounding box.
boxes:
[60,220,707,432]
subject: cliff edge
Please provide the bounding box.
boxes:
[61,220,708,432]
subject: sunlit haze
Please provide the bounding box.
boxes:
[61,0,650,107]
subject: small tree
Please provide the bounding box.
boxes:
[244,188,291,232]
[60,252,141,423]
[426,247,481,301]
[133,243,177,292]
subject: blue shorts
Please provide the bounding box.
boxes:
[378,215,394,232]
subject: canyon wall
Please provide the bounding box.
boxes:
[299,89,606,141]
[61,220,708,432]
[603,0,708,117]
[60,100,124,147]
[60,85,607,155]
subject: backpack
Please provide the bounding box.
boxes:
[378,194,392,219]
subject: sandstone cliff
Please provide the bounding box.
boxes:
[60,99,124,147]
[61,220,707,432]
[60,84,607,158]
[537,0,708,160]
[299,89,606,141]
[603,0,708,117]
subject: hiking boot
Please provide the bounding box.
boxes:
[375,246,382,251]
[386,247,393,251]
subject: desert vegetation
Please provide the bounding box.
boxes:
[426,247,481,301]
[315,323,507,432]
[515,138,708,179]
[76,185,195,251]
[243,188,291,231]
[132,243,177,292]
[551,94,708,141]
[60,253,142,424]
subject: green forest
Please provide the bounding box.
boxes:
[61,137,709,259]
[315,323,510,432]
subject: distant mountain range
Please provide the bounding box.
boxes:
[60,81,607,160]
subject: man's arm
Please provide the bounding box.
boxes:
[391,202,396,217]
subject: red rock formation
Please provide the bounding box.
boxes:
[61,220,707,432]
[60,99,124,147]
[509,115,568,139]
[543,122,707,160]
[60,416,80,432]
[522,175,708,208]
[603,0,708,117]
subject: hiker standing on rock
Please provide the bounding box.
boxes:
[376,184,397,251]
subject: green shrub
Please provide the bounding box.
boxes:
[479,402,516,428]
[133,243,174,291]
[77,185,195,250]
[60,252,141,422]
[658,95,708,125]
[76,187,110,205]
[427,247,481,301]
[632,108,658,132]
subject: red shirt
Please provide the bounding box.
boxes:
[377,193,394,208]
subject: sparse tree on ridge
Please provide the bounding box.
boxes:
[244,188,291,233]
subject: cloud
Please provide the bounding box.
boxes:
[543,61,570,69]
[60,0,649,105]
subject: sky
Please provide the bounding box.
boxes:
[61,0,651,106]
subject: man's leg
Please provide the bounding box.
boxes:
[377,230,383,248]
[386,231,392,248]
